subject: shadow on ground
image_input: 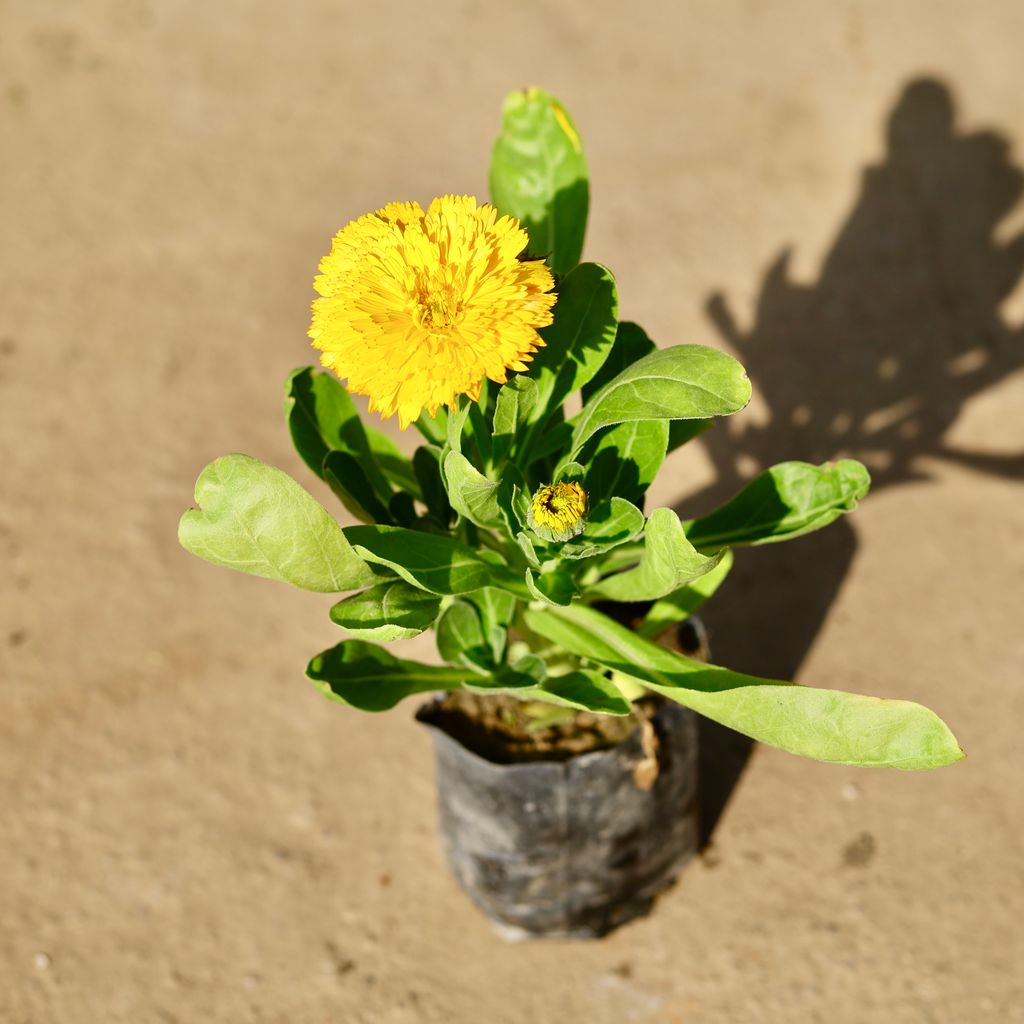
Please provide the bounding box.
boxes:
[687,76,1024,845]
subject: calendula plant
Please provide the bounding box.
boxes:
[179,88,963,770]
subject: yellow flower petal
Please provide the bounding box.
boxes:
[309,195,556,429]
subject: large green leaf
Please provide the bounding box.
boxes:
[529,670,631,715]
[179,454,375,592]
[344,524,525,596]
[307,640,629,716]
[489,86,589,274]
[525,263,618,434]
[308,641,470,712]
[582,419,669,505]
[559,497,645,560]
[686,460,871,551]
[329,581,442,642]
[586,507,723,602]
[638,550,734,638]
[284,368,406,499]
[492,375,538,464]
[566,345,751,460]
[524,604,964,769]
[443,451,503,529]
[480,668,632,716]
[580,321,656,403]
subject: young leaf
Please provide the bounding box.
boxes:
[582,419,669,506]
[515,530,541,568]
[308,640,471,712]
[444,451,503,528]
[525,566,578,606]
[284,368,399,500]
[436,600,493,670]
[446,398,472,454]
[559,497,645,560]
[586,507,723,602]
[637,550,734,638]
[489,86,589,274]
[329,581,442,642]
[566,345,751,461]
[524,263,618,435]
[344,524,526,597]
[686,460,871,551]
[524,603,965,770]
[179,454,375,592]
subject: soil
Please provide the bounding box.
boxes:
[3,4,1023,1023]
[419,691,662,763]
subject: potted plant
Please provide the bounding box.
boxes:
[178,87,963,940]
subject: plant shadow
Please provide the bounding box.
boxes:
[680,76,1024,847]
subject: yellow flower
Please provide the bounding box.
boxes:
[309,195,556,429]
[528,481,589,542]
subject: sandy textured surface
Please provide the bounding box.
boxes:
[2,1,1023,1021]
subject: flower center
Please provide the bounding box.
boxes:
[413,284,463,332]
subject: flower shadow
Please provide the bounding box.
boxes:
[677,76,1024,846]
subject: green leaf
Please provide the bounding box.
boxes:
[587,507,723,602]
[329,581,442,641]
[566,345,751,461]
[436,600,493,670]
[179,454,375,592]
[525,263,618,434]
[466,587,517,664]
[530,670,632,715]
[559,497,645,560]
[492,375,538,464]
[668,418,712,453]
[387,491,418,528]
[686,460,872,551]
[414,407,448,446]
[322,450,393,525]
[489,86,589,274]
[515,530,541,568]
[524,604,965,769]
[582,419,669,506]
[498,669,632,716]
[412,446,452,526]
[458,656,628,716]
[525,566,578,606]
[308,640,470,712]
[284,368,396,501]
[446,398,472,454]
[344,524,525,596]
[366,428,419,497]
[580,321,656,403]
[638,550,734,638]
[444,451,503,529]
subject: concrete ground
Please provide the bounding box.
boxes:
[2,1,1022,1021]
